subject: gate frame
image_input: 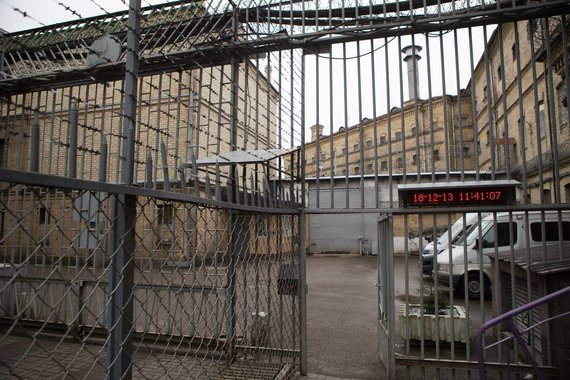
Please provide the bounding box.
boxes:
[377,213,395,378]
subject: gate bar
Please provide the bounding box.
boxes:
[299,209,308,375]
[108,0,141,378]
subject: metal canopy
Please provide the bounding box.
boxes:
[193,148,298,166]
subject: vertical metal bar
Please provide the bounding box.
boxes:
[299,210,307,375]
[186,71,194,163]
[145,149,153,189]
[385,37,394,206]
[87,84,98,181]
[97,135,108,271]
[30,113,40,172]
[315,50,321,208]
[161,140,170,191]
[100,83,108,178]
[68,101,78,178]
[543,17,562,204]
[99,135,108,183]
[439,31,451,180]
[108,0,140,378]
[356,41,364,208]
[108,193,136,380]
[342,42,349,208]
[563,15,570,128]
[242,59,251,150]
[528,22,546,204]
[397,36,406,181]
[378,214,395,379]
[112,82,123,183]
[134,77,144,184]
[424,34,436,182]
[226,3,240,362]
[16,93,26,172]
[497,25,511,180]
[215,65,224,155]
[153,75,163,187]
[467,27,481,182]
[408,36,421,182]
[453,30,466,181]
[173,72,182,179]
[79,84,90,180]
[328,44,335,208]
[299,27,308,374]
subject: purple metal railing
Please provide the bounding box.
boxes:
[477,286,570,380]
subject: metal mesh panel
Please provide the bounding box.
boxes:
[0,183,300,378]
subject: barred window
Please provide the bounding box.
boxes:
[256,217,268,237]
[157,203,174,225]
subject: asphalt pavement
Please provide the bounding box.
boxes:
[295,253,493,380]
[300,253,385,380]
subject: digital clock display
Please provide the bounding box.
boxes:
[408,188,505,207]
[398,181,518,208]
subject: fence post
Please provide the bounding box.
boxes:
[299,210,308,376]
[108,0,140,379]
[225,2,240,362]
[108,194,136,379]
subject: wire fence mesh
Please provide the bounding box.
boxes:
[0,183,301,378]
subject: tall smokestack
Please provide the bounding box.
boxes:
[402,45,422,100]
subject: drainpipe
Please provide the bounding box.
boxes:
[451,96,456,170]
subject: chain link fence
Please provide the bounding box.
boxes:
[0,181,301,378]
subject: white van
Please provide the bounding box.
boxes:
[421,213,485,274]
[434,211,570,299]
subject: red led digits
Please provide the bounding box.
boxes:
[409,189,505,207]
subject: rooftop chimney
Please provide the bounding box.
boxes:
[402,45,422,100]
[310,124,324,142]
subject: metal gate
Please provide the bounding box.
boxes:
[0,0,306,378]
[2,0,570,378]
[377,214,395,378]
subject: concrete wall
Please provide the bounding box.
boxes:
[307,184,427,255]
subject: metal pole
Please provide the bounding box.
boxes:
[161,140,170,191]
[30,113,40,172]
[68,101,78,178]
[108,0,140,378]
[387,214,396,379]
[299,30,308,376]
[226,1,239,362]
[99,135,108,183]
[299,210,308,375]
[145,149,153,189]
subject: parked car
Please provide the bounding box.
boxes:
[421,213,484,275]
[434,211,570,299]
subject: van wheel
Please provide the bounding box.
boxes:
[459,272,491,299]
